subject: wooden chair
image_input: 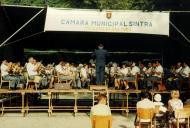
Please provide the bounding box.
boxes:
[154,105,166,128]
[92,115,112,128]
[127,74,138,90]
[184,104,190,108]
[175,108,190,128]
[24,72,38,90]
[137,108,155,128]
[0,74,11,89]
[57,73,72,85]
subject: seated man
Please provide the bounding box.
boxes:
[135,90,155,128]
[124,62,140,90]
[80,64,90,88]
[26,57,48,88]
[146,61,163,90]
[1,60,20,89]
[55,61,78,88]
[90,93,111,117]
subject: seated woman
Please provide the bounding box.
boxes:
[167,90,183,128]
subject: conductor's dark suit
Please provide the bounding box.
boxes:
[92,49,109,84]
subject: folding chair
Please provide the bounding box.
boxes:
[0,74,11,89]
[24,72,38,90]
[175,108,190,128]
[154,105,166,128]
[127,74,138,90]
[137,108,155,128]
[57,73,72,85]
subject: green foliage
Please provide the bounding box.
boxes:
[1,0,155,10]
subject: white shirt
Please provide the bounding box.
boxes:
[168,99,183,111]
[1,63,9,76]
[55,64,64,74]
[175,67,182,74]
[142,67,147,72]
[153,65,163,78]
[81,67,88,79]
[137,98,155,109]
[154,102,167,113]
[26,63,38,76]
[120,67,129,76]
[181,66,190,77]
[90,104,111,116]
[110,67,118,77]
[131,66,140,76]
[146,67,153,76]
[136,98,155,122]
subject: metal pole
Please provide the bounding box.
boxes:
[0,8,44,47]
[170,21,190,45]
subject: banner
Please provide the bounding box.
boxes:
[44,7,170,35]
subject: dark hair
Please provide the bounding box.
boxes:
[140,90,150,99]
[97,93,107,102]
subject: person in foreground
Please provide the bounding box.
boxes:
[90,94,112,128]
[167,90,183,128]
[135,90,155,128]
[90,93,111,116]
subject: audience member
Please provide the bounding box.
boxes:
[135,90,155,128]
[90,93,111,117]
[167,90,183,127]
[154,94,167,113]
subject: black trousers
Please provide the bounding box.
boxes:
[96,64,105,84]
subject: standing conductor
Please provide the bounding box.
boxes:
[92,43,109,85]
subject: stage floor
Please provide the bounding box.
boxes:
[0,112,135,128]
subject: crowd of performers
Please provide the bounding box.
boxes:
[0,57,190,90]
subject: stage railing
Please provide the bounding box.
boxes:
[0,89,171,117]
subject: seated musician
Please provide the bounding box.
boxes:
[45,64,55,88]
[110,63,120,88]
[144,62,153,77]
[55,61,77,88]
[80,64,90,88]
[124,62,140,90]
[174,62,183,76]
[70,63,81,89]
[26,57,48,88]
[177,62,190,90]
[115,64,129,89]
[12,62,26,88]
[146,61,163,90]
[0,60,20,89]
[180,62,190,78]
[151,61,163,80]
[166,62,182,90]
[88,64,96,85]
[138,63,147,89]
[135,90,155,128]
